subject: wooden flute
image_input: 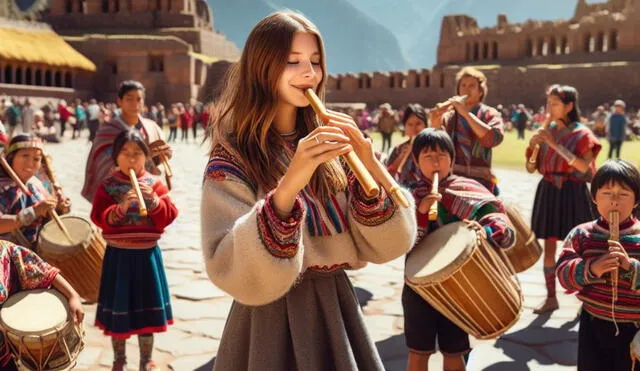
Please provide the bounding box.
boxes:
[430,95,468,113]
[428,172,439,221]
[129,169,148,217]
[304,89,409,208]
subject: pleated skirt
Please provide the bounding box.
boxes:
[94,245,173,339]
[213,269,384,371]
[531,179,594,240]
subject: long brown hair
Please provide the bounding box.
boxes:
[209,10,347,199]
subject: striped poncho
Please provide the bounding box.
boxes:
[557,217,640,322]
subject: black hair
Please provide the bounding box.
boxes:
[402,103,427,125]
[411,128,455,161]
[591,159,640,213]
[111,130,150,165]
[546,84,581,123]
[5,134,40,166]
[117,80,145,99]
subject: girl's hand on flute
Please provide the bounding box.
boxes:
[119,189,138,213]
[418,193,441,215]
[537,129,557,147]
[323,109,378,174]
[273,127,352,218]
[34,198,57,217]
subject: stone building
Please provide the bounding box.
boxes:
[44,0,240,104]
[0,17,96,101]
[326,0,640,110]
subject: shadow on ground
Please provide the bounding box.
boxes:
[489,312,580,370]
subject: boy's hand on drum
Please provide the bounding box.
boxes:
[418,194,441,214]
[34,198,58,217]
[463,219,487,239]
[68,296,85,325]
[608,241,632,271]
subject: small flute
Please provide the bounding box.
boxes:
[529,115,552,165]
[609,210,620,301]
[428,172,439,221]
[129,169,148,217]
[431,95,468,113]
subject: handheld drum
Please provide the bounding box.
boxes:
[405,222,523,339]
[0,289,84,370]
[38,216,106,303]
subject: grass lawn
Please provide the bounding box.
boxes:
[370,130,640,170]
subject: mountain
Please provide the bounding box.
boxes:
[345,0,577,68]
[207,0,410,74]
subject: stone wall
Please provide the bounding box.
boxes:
[325,62,640,110]
[326,0,640,111]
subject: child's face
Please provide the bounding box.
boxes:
[117,90,144,118]
[417,146,452,182]
[594,180,637,223]
[614,105,625,114]
[546,94,573,122]
[12,148,42,182]
[404,114,426,137]
[117,142,146,176]
[277,32,323,109]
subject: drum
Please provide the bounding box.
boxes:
[38,216,105,302]
[501,203,543,274]
[0,289,84,370]
[405,222,522,339]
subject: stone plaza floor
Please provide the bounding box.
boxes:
[41,131,580,370]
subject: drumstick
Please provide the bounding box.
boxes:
[51,210,74,244]
[0,153,73,243]
[0,154,32,196]
[129,168,148,217]
[428,172,439,221]
[609,210,620,336]
[304,89,379,198]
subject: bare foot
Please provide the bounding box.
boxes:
[533,296,559,314]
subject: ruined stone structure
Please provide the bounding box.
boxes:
[44,0,240,104]
[326,0,640,110]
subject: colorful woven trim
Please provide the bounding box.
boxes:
[257,190,305,259]
[349,175,396,227]
[6,139,44,155]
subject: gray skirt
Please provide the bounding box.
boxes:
[213,269,384,371]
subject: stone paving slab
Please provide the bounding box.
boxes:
[34,133,583,370]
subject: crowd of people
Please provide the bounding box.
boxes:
[333,94,640,163]
[0,97,212,144]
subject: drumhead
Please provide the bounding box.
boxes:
[0,289,68,334]
[405,221,477,284]
[39,215,93,252]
